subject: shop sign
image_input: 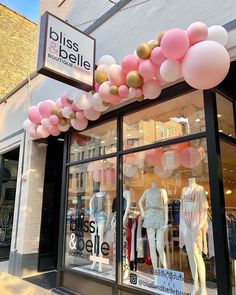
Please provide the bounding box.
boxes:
[37,12,95,91]
[155,268,184,295]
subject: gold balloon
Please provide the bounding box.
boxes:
[95,71,108,84]
[59,118,67,126]
[110,85,118,95]
[148,40,159,49]
[70,112,76,119]
[57,109,64,119]
[158,31,165,44]
[136,43,152,59]
[51,107,58,115]
[126,71,144,88]
[136,95,144,102]
[103,102,110,107]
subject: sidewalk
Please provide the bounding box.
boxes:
[0,261,58,295]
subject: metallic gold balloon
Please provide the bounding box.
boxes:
[126,71,144,88]
[110,85,118,95]
[136,95,144,102]
[51,107,58,115]
[95,71,108,84]
[70,112,76,119]
[57,109,64,119]
[148,40,159,49]
[136,43,152,59]
[158,31,165,44]
[59,118,67,126]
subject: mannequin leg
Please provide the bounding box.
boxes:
[183,226,199,294]
[146,228,157,271]
[193,243,207,295]
[156,230,167,269]
[91,222,98,270]
[97,219,106,272]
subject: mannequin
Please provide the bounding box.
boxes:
[89,188,111,272]
[139,181,168,271]
[179,177,209,295]
[111,184,131,278]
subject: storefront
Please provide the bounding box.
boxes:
[54,78,235,295]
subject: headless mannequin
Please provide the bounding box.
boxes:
[180,177,208,295]
[89,188,111,272]
[139,181,168,271]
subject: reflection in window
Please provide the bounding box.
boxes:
[123,91,205,149]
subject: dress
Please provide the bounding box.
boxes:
[142,187,165,230]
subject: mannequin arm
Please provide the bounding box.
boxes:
[138,190,147,218]
[162,189,168,226]
[123,191,131,225]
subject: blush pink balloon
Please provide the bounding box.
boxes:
[61,95,72,107]
[55,97,63,108]
[118,85,129,98]
[98,81,122,105]
[151,47,166,65]
[49,115,59,125]
[71,118,88,130]
[142,79,161,99]
[28,126,39,139]
[161,28,190,60]
[138,60,155,80]
[76,111,85,120]
[28,106,41,124]
[36,125,50,138]
[121,54,140,73]
[48,125,61,136]
[179,147,201,168]
[95,83,100,92]
[187,22,208,45]
[181,40,230,89]
[107,64,125,86]
[71,102,81,112]
[38,101,55,118]
[84,107,101,121]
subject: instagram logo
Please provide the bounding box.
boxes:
[130,273,137,285]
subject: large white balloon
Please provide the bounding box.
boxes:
[23,119,35,131]
[160,59,182,82]
[123,164,138,177]
[207,25,228,46]
[97,55,116,66]
[73,92,92,110]
[92,93,110,112]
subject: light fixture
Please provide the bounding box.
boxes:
[217,114,222,118]
[226,190,232,195]
[195,118,201,122]
[205,191,209,195]
[114,137,117,140]
[139,130,144,133]
[127,133,131,137]
[57,138,64,141]
[219,129,223,132]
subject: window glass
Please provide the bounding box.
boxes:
[64,158,116,280]
[216,93,235,137]
[121,138,217,294]
[123,91,205,149]
[220,141,236,294]
[69,120,117,162]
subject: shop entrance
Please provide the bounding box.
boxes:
[0,148,19,261]
[38,136,64,272]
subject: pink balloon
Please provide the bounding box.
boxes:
[95,83,100,92]
[49,115,59,125]
[71,118,88,130]
[107,64,125,86]
[84,107,101,121]
[151,47,166,65]
[181,40,230,89]
[71,102,81,112]
[36,125,50,138]
[56,97,63,108]
[179,147,201,168]
[138,60,155,80]
[142,79,161,99]
[161,28,190,59]
[76,111,85,120]
[187,22,208,45]
[28,106,41,124]
[121,54,140,73]
[61,95,72,107]
[118,85,129,98]
[144,148,164,166]
[38,101,55,118]
[48,125,61,136]
[98,81,122,105]
[28,126,38,138]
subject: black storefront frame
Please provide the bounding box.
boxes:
[55,81,235,295]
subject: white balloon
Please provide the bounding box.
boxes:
[207,25,228,46]
[62,106,72,118]
[161,150,180,170]
[73,92,92,110]
[65,88,79,101]
[58,124,70,132]
[41,118,50,128]
[23,119,35,131]
[97,55,116,66]
[160,59,182,82]
[123,164,138,177]
[92,93,109,112]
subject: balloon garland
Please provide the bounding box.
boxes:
[23,23,230,139]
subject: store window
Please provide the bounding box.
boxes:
[64,158,116,280]
[70,120,117,162]
[220,141,236,294]
[121,138,217,294]
[123,91,205,149]
[216,93,235,137]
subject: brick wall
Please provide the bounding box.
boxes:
[0,4,38,99]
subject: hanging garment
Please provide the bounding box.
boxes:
[207,220,215,258]
[172,200,180,225]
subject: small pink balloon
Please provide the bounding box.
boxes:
[135,88,143,97]
[187,22,208,45]
[48,125,61,136]
[151,47,166,65]
[98,81,122,105]
[71,118,88,130]
[84,107,101,121]
[142,79,161,99]
[28,106,41,124]
[38,101,55,118]
[118,85,129,98]
[61,95,72,107]
[121,54,140,73]
[49,115,59,125]
[36,125,50,138]
[161,28,190,60]
[76,111,85,120]
[181,40,230,89]
[138,60,155,80]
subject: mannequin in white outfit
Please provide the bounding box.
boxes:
[89,188,111,272]
[139,181,168,271]
[179,177,208,295]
